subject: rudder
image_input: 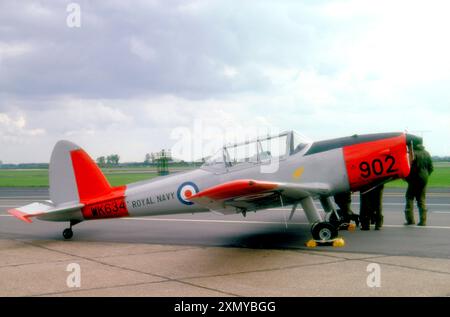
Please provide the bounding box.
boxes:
[49,140,112,206]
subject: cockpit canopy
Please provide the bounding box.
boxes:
[202,130,311,172]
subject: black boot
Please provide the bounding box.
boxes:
[418,210,427,226]
[360,214,370,231]
[360,221,370,231]
[375,215,383,230]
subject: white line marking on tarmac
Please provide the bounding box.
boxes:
[382,224,450,229]
[0,199,48,205]
[268,208,450,213]
[125,217,308,226]
[353,194,450,197]
[2,214,450,229]
[350,203,450,206]
[0,197,48,200]
[123,217,450,229]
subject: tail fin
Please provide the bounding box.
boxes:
[9,141,126,223]
[50,140,112,205]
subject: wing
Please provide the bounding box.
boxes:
[8,201,84,223]
[188,179,331,214]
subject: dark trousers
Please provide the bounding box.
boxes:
[405,184,427,224]
[360,187,384,228]
[334,192,353,220]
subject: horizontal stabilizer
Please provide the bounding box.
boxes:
[8,202,84,223]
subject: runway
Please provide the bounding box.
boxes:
[1,187,449,296]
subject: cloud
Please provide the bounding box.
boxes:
[0,113,45,144]
[129,36,157,62]
[0,0,449,163]
[0,42,33,60]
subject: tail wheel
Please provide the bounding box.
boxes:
[63,220,80,240]
[311,222,338,241]
[63,228,73,240]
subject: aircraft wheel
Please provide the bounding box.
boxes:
[311,222,338,241]
[63,228,73,240]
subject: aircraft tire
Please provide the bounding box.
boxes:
[63,228,73,240]
[311,222,338,241]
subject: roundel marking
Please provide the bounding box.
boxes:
[177,182,199,205]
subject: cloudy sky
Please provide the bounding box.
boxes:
[1,0,449,163]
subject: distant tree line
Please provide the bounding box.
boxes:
[96,154,120,167]
[432,156,450,162]
[0,163,49,169]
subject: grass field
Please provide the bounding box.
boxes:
[386,163,450,188]
[0,169,160,187]
[0,165,449,188]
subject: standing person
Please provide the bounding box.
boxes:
[360,185,384,230]
[372,184,384,230]
[404,144,434,226]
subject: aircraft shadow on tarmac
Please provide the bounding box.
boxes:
[12,221,327,254]
[4,215,450,259]
[226,230,310,250]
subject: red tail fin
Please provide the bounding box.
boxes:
[70,149,112,203]
[48,140,128,220]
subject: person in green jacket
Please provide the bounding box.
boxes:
[404,143,434,226]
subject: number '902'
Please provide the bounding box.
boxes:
[359,155,398,178]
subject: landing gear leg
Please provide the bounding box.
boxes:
[321,196,356,231]
[320,197,342,225]
[301,196,323,224]
[63,220,81,240]
[300,196,338,242]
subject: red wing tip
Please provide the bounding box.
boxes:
[8,209,33,223]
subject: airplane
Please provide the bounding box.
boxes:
[8,130,419,242]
